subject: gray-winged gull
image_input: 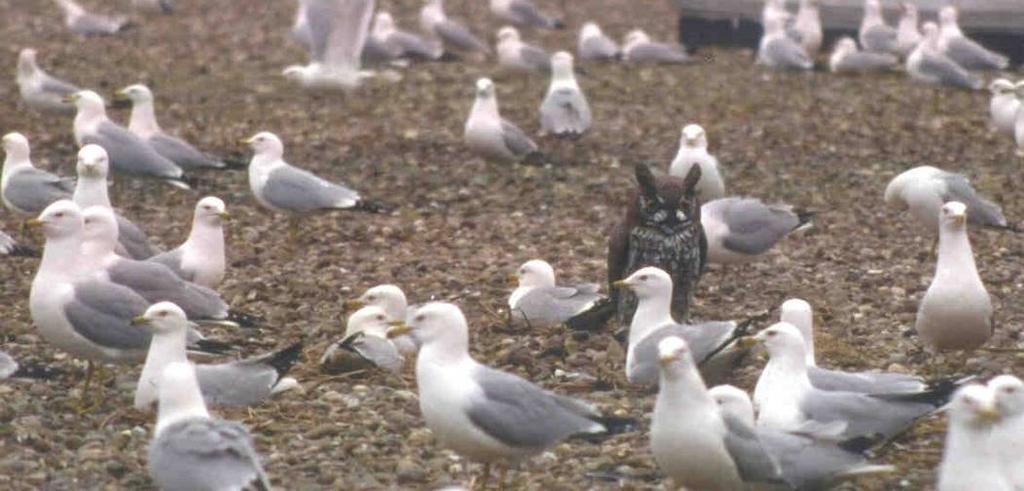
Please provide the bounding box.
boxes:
[884,165,1009,234]
[133,302,300,409]
[55,0,130,36]
[577,22,620,61]
[148,196,228,288]
[701,197,812,264]
[794,0,822,57]
[938,6,1009,71]
[148,362,272,491]
[496,26,551,75]
[464,78,541,163]
[758,14,813,70]
[420,0,490,59]
[829,37,899,73]
[615,267,752,385]
[1,230,36,257]
[489,0,562,29]
[907,22,983,91]
[2,132,74,216]
[936,384,1010,491]
[896,2,922,55]
[859,0,899,55]
[916,202,993,352]
[72,144,158,259]
[748,323,954,440]
[508,259,602,329]
[132,0,173,14]
[989,375,1024,489]
[669,124,725,202]
[369,12,441,62]
[68,91,190,188]
[321,305,404,373]
[16,48,81,114]
[386,302,628,482]
[709,385,895,489]
[283,0,376,90]
[622,30,691,64]
[988,79,1019,136]
[344,284,418,353]
[116,84,230,170]
[539,52,591,138]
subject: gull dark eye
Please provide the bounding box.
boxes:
[766,331,777,337]
[415,315,425,322]
[1005,387,1016,394]
[639,275,648,281]
[159,311,168,317]
[55,212,64,218]
[376,315,384,321]
[366,295,375,302]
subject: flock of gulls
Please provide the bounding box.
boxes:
[3,0,1024,490]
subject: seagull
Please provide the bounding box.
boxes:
[989,79,1020,136]
[0,350,61,379]
[2,132,74,216]
[829,37,900,73]
[489,0,563,29]
[989,375,1024,489]
[496,26,552,75]
[0,230,37,257]
[369,12,442,62]
[148,362,272,491]
[508,259,602,329]
[916,201,993,353]
[321,305,404,373]
[68,91,190,188]
[701,197,813,264]
[115,84,231,170]
[758,13,813,70]
[906,22,983,91]
[859,0,900,55]
[282,0,376,90]
[794,0,823,57]
[147,196,228,288]
[420,0,490,59]
[343,284,418,354]
[896,2,922,55]
[577,22,620,61]
[15,48,81,114]
[464,78,542,163]
[539,52,591,138]
[132,0,173,14]
[935,384,1011,491]
[622,30,691,64]
[54,0,130,36]
[938,6,1009,71]
[386,302,627,484]
[668,124,725,202]
[884,165,1009,234]
[1016,84,1024,156]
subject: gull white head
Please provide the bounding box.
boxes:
[373,11,396,36]
[550,51,575,80]
[516,259,556,288]
[624,29,650,49]
[948,384,999,428]
[346,305,394,337]
[864,0,883,20]
[989,79,1016,96]
[656,336,697,383]
[116,83,154,104]
[900,1,918,19]
[2,132,31,164]
[680,124,708,149]
[833,37,858,57]
[244,131,285,160]
[709,385,756,425]
[133,301,190,336]
[753,322,808,362]
[497,26,520,43]
[55,0,85,18]
[990,375,1024,419]
[921,22,940,46]
[780,298,814,365]
[17,48,39,76]
[66,90,107,118]
[354,284,409,320]
[938,6,958,28]
[81,205,119,253]
[155,361,211,436]
[390,302,468,354]
[475,77,496,100]
[194,196,228,225]
[281,65,312,82]
[580,22,603,40]
[939,201,967,231]
[76,144,110,179]
[617,267,673,301]
[30,200,82,240]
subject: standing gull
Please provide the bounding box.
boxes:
[68,91,190,188]
[896,2,922,56]
[148,362,272,491]
[906,23,982,91]
[938,6,1009,71]
[133,302,300,409]
[369,12,442,62]
[464,78,541,164]
[321,305,404,373]
[489,0,563,29]
[282,0,376,90]
[54,0,130,36]
[386,302,627,482]
[669,124,725,202]
[420,0,490,59]
[701,197,812,264]
[2,132,74,216]
[794,0,823,57]
[935,385,1010,491]
[15,48,81,114]
[508,259,602,329]
[884,165,1009,234]
[622,30,691,64]
[859,0,899,55]
[829,37,899,73]
[915,202,993,353]
[116,84,231,170]
[577,22,620,61]
[148,196,228,288]
[496,26,552,75]
[539,52,591,138]
[989,375,1024,489]
[758,14,813,70]
[988,79,1019,136]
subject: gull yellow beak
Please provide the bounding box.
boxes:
[61,94,78,103]
[977,406,1002,423]
[657,353,678,366]
[611,279,629,290]
[130,315,149,326]
[506,274,519,286]
[112,89,129,101]
[736,336,758,349]
[217,211,231,220]
[952,214,966,225]
[342,299,365,313]
[386,323,411,339]
[24,218,44,229]
[238,137,253,146]
[388,320,405,328]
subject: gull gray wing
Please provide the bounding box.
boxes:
[918,52,981,90]
[799,389,937,439]
[105,260,229,320]
[627,43,690,64]
[860,25,898,53]
[808,366,926,394]
[148,133,225,170]
[148,418,271,491]
[940,173,1007,228]
[756,426,892,489]
[82,122,182,179]
[196,343,303,407]
[304,0,336,61]
[720,412,785,484]
[115,213,157,260]
[630,322,739,385]
[540,87,591,137]
[148,248,189,281]
[499,119,539,158]
[834,51,899,72]
[436,20,489,53]
[520,44,552,72]
[580,36,619,60]
[262,165,360,212]
[390,31,438,59]
[3,168,73,212]
[762,38,812,69]
[718,198,800,255]
[513,285,602,327]
[944,37,1009,70]
[466,365,603,449]
[347,333,404,372]
[323,0,376,70]
[70,14,126,35]
[508,0,558,28]
[39,74,81,95]
[64,280,152,351]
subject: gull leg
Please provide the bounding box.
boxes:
[497,466,508,490]
[288,217,300,244]
[479,463,491,489]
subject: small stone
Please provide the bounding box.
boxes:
[395,458,426,483]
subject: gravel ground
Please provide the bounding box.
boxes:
[2,0,1023,489]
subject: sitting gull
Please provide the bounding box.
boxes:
[916,202,993,353]
[989,375,1024,488]
[539,52,591,138]
[16,48,81,114]
[938,6,1009,71]
[794,0,823,57]
[148,362,272,491]
[988,79,1019,137]
[2,132,74,216]
[508,259,602,329]
[669,124,725,202]
[369,12,441,62]
[116,84,232,170]
[496,26,551,75]
[858,0,899,55]
[577,22,620,61]
[344,284,417,353]
[55,0,130,36]
[133,302,300,409]
[896,2,922,56]
[283,0,376,90]
[829,37,899,73]
[0,350,62,379]
[132,0,173,14]
[622,30,691,64]
[68,91,190,188]
[321,305,404,373]
[906,23,983,91]
[1,229,37,257]
[701,197,812,264]
[758,14,813,71]
[884,165,1009,234]
[464,78,541,164]
[147,196,228,288]
[489,0,563,30]
[420,0,490,60]
[386,302,629,483]
[935,384,1010,491]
